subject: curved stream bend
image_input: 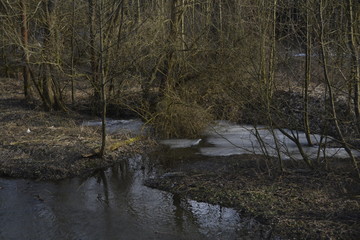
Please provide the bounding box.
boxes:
[0,154,262,240]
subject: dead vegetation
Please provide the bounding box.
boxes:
[0,78,153,180]
[146,155,360,239]
[149,92,214,138]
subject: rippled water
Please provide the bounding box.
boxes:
[0,154,258,240]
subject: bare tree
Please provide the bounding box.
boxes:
[318,0,359,176]
[20,0,32,100]
[348,0,360,128]
[303,0,313,146]
[98,0,106,157]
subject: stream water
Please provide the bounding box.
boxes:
[0,154,260,240]
[1,119,357,239]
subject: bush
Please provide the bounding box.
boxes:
[150,94,213,138]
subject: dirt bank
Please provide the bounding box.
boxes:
[146,154,360,239]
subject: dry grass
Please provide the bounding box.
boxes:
[0,77,153,180]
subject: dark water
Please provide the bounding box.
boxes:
[0,154,260,240]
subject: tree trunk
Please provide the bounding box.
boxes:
[137,0,141,22]
[267,0,283,171]
[20,0,32,100]
[268,0,277,97]
[304,0,313,146]
[99,0,107,157]
[88,0,99,100]
[41,0,66,111]
[348,0,360,128]
[159,0,177,94]
[70,0,75,105]
[319,0,359,177]
[181,0,186,52]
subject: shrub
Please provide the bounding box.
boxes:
[150,93,213,138]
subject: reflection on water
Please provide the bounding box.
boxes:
[188,200,241,237]
[0,155,262,240]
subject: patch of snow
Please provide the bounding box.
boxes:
[160,120,360,160]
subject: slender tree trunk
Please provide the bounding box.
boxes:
[42,64,55,110]
[348,0,360,128]
[116,1,125,50]
[20,0,31,100]
[159,0,177,94]
[71,0,75,105]
[181,0,186,52]
[99,0,107,157]
[219,0,223,36]
[267,0,283,172]
[206,0,211,28]
[88,0,98,99]
[268,0,277,97]
[137,0,141,22]
[259,0,268,86]
[319,0,359,177]
[41,0,66,111]
[304,0,313,146]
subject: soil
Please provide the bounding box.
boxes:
[146,154,360,239]
[0,78,154,180]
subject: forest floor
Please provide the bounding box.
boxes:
[0,78,153,180]
[1,77,360,239]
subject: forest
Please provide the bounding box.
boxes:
[0,0,360,239]
[2,0,360,165]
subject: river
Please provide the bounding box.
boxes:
[1,119,357,239]
[0,153,253,240]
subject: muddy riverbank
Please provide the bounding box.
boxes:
[146,153,360,239]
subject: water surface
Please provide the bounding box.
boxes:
[0,155,251,240]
